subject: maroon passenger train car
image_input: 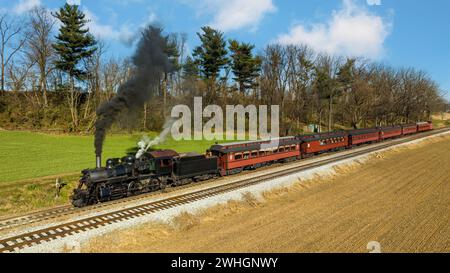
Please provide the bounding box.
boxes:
[348,128,380,146]
[298,131,348,157]
[208,137,300,176]
[417,122,433,132]
[402,124,418,135]
[379,126,402,140]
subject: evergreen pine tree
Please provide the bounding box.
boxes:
[161,33,180,115]
[182,56,200,80]
[337,58,355,92]
[193,26,228,81]
[52,3,97,80]
[52,3,97,130]
[228,40,261,94]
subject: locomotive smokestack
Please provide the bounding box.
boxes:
[96,155,102,169]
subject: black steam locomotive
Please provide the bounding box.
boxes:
[71,150,219,207]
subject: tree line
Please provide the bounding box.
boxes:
[0,3,448,134]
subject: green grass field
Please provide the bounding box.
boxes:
[2,119,449,184]
[0,131,224,184]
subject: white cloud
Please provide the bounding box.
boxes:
[83,8,134,44]
[196,0,276,32]
[13,0,41,14]
[276,0,390,59]
[367,0,381,6]
[67,0,81,5]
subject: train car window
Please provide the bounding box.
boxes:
[251,151,258,157]
[279,147,285,153]
[235,153,242,160]
[243,152,250,159]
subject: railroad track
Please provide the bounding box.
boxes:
[0,127,449,252]
[0,172,226,231]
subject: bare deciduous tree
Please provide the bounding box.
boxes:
[0,14,27,94]
[25,7,56,107]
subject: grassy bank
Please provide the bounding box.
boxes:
[0,130,227,217]
[0,131,222,184]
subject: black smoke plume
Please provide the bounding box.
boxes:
[95,25,173,156]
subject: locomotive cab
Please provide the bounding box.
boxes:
[145,150,179,177]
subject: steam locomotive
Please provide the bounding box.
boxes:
[71,122,433,207]
[71,150,218,207]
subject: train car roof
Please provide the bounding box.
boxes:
[174,152,207,161]
[210,137,297,153]
[217,136,296,146]
[297,131,348,142]
[347,128,379,136]
[379,125,402,130]
[147,149,179,159]
[178,152,202,157]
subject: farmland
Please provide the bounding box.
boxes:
[85,134,450,253]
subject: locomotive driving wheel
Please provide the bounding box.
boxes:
[127,181,144,196]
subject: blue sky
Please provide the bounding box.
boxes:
[2,0,450,99]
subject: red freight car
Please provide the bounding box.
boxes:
[208,137,300,176]
[299,131,348,157]
[402,124,418,135]
[417,122,433,132]
[348,128,380,146]
[379,126,402,140]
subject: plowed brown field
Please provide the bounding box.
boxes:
[85,134,450,253]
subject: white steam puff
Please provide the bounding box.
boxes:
[136,119,175,158]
